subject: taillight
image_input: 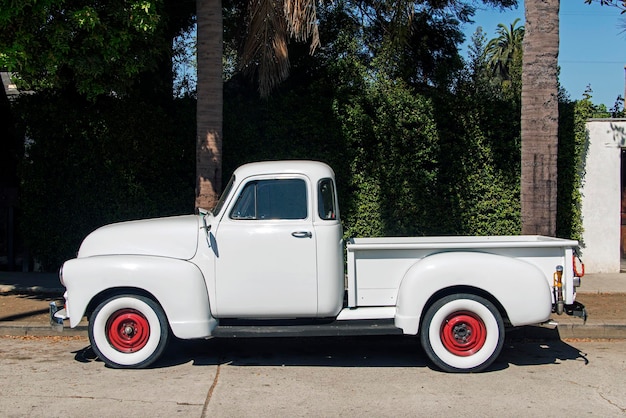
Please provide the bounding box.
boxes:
[573,252,585,277]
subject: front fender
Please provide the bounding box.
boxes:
[394,252,552,334]
[61,255,216,339]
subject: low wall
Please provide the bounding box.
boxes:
[581,120,626,273]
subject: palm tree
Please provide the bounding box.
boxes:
[196,0,224,210]
[241,0,320,97]
[485,18,524,81]
[520,0,560,236]
[195,0,320,209]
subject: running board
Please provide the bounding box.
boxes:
[211,319,403,338]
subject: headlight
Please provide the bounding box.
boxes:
[58,264,65,286]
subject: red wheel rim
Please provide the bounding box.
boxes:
[106,309,150,353]
[440,311,486,356]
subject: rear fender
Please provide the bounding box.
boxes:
[61,255,216,339]
[394,252,552,334]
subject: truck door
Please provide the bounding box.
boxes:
[213,176,318,317]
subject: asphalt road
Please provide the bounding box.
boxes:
[1,335,625,417]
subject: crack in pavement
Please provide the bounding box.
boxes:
[573,379,626,414]
[598,392,626,413]
[201,364,221,417]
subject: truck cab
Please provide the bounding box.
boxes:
[205,161,344,318]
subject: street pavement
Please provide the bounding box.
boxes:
[1,336,626,416]
[0,270,625,339]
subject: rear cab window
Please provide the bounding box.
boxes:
[318,178,337,220]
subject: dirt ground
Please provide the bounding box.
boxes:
[575,293,626,321]
[0,293,65,323]
[1,292,624,325]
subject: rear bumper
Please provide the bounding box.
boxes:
[565,301,587,323]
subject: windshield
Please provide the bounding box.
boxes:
[211,175,235,216]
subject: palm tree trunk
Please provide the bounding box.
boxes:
[521,0,560,236]
[196,0,223,210]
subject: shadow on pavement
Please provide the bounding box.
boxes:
[168,335,429,369]
[0,308,49,321]
[499,339,589,368]
[70,333,589,373]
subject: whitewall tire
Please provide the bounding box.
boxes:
[88,295,169,368]
[420,293,504,373]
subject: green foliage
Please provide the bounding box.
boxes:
[584,0,626,10]
[439,108,521,235]
[223,79,347,173]
[334,76,441,237]
[372,10,466,90]
[431,26,522,236]
[222,8,526,240]
[15,94,195,270]
[5,2,592,270]
[1,0,195,270]
[0,0,169,99]
[556,96,594,242]
[484,18,524,81]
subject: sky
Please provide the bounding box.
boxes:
[462,0,626,108]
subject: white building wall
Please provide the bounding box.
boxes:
[580,120,626,273]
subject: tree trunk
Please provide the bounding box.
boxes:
[521,0,560,236]
[195,0,223,210]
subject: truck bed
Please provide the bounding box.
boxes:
[346,235,578,307]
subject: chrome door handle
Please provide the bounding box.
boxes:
[291,231,312,238]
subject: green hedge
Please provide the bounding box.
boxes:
[556,97,593,242]
[15,75,589,270]
[224,71,526,240]
[16,93,195,270]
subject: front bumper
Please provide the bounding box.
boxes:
[49,301,68,332]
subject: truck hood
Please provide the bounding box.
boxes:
[77,215,200,260]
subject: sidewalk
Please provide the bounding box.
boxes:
[0,271,64,295]
[1,271,625,339]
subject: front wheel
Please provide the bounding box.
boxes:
[89,294,169,368]
[420,293,504,373]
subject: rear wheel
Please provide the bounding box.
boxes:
[88,294,169,368]
[420,293,504,373]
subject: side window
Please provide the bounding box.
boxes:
[318,178,337,220]
[230,179,308,220]
[212,175,236,216]
[231,181,257,219]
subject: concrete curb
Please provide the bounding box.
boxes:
[551,323,626,339]
[0,322,88,337]
[506,323,626,340]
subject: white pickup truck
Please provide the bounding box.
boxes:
[54,160,586,372]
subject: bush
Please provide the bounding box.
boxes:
[16,93,194,270]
